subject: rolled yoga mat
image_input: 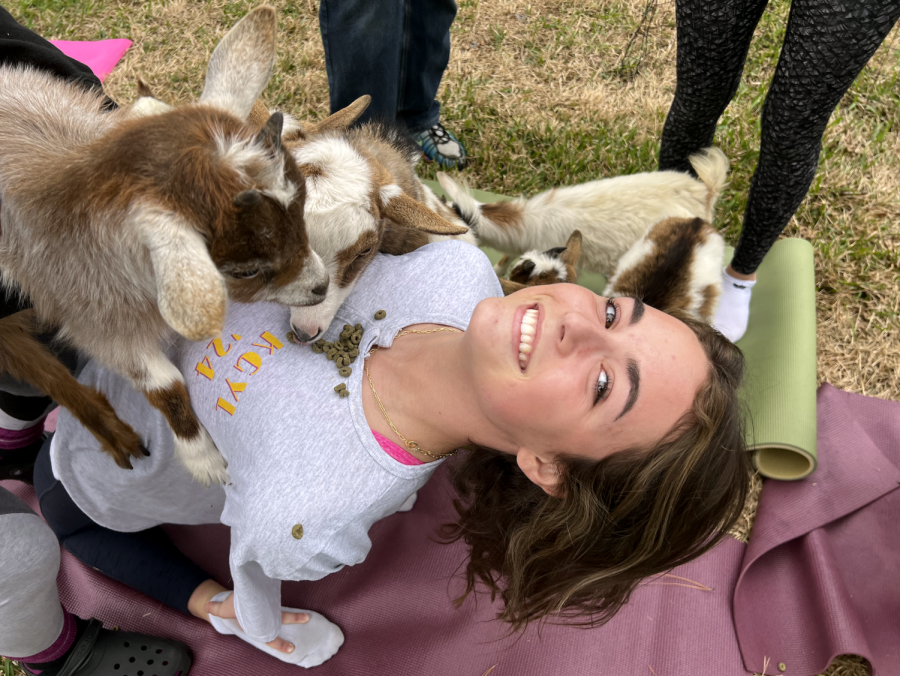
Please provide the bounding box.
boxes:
[731,239,818,480]
[423,180,818,479]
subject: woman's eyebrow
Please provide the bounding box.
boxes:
[629,297,645,325]
[615,358,640,421]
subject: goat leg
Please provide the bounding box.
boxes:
[0,311,146,469]
[135,350,228,486]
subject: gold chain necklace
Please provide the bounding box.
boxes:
[364,327,462,460]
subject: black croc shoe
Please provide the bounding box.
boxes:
[24,619,194,676]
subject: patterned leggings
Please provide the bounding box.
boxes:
[659,0,900,274]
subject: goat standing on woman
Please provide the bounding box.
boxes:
[0,6,328,485]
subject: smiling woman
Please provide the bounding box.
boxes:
[360,280,750,630]
[433,289,751,630]
[34,242,750,665]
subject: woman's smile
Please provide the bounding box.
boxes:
[514,304,542,371]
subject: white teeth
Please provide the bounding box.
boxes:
[518,308,539,370]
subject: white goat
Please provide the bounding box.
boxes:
[0,7,327,484]
[436,148,729,277]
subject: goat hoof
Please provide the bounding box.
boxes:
[175,430,229,486]
[97,418,147,470]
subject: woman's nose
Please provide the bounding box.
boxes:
[558,309,608,357]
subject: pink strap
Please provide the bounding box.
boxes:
[6,609,76,662]
[0,421,44,450]
[371,431,423,466]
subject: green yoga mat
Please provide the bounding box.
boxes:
[732,239,818,480]
[424,180,818,479]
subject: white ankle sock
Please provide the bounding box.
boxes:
[208,592,344,668]
[713,267,756,342]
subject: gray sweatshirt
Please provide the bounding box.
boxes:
[50,240,502,643]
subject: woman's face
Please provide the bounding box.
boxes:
[464,284,708,464]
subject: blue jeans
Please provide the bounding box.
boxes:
[319,0,457,133]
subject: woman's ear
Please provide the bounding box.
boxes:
[516,449,561,496]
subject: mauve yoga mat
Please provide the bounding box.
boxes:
[4,383,898,675]
[3,474,749,676]
[734,384,900,676]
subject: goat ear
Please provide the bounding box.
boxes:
[302,95,371,136]
[561,230,583,268]
[256,112,283,152]
[200,6,276,120]
[380,189,469,236]
[499,278,527,296]
[140,212,227,341]
[247,99,271,131]
[136,78,154,98]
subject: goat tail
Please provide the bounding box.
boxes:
[688,147,730,220]
[0,311,146,469]
[436,171,528,252]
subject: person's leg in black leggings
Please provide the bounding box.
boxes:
[732,0,900,274]
[32,437,211,616]
[659,0,770,174]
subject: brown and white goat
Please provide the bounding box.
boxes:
[0,7,327,484]
[436,147,729,277]
[497,220,724,326]
[604,217,724,323]
[277,104,471,342]
[129,86,474,343]
[505,230,584,286]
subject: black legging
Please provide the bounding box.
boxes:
[659,0,900,274]
[33,438,210,616]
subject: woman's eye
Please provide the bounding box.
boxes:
[230,269,260,279]
[594,368,611,404]
[605,299,618,328]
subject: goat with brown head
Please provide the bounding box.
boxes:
[0,6,326,484]
[279,103,470,342]
[499,230,583,294]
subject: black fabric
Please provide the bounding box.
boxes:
[0,5,101,92]
[659,0,900,274]
[0,484,34,516]
[33,439,211,616]
[0,4,115,320]
[0,392,54,422]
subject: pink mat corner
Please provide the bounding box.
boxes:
[49,39,132,83]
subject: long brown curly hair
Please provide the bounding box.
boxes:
[440,312,751,631]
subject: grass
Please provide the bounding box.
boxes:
[2,1,896,674]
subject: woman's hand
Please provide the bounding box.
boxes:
[206,591,310,654]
